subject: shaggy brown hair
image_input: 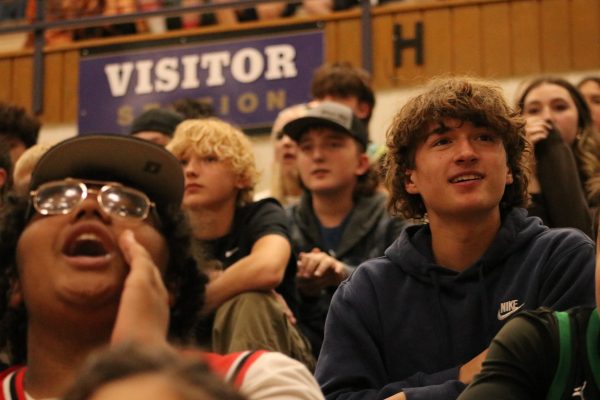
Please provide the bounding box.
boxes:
[384,77,530,219]
[311,62,375,124]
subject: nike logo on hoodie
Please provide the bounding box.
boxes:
[497,299,525,320]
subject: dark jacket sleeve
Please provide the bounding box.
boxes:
[316,271,466,400]
[458,312,557,400]
[530,127,593,237]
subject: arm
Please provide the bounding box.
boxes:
[458,313,557,400]
[203,233,290,314]
[241,352,325,400]
[527,118,592,236]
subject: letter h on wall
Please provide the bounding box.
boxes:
[393,22,424,68]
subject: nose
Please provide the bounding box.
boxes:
[539,106,553,123]
[183,159,199,177]
[71,195,111,223]
[308,144,325,161]
[454,138,478,165]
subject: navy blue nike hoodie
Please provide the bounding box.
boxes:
[316,208,595,400]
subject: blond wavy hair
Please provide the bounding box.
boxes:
[268,104,306,205]
[167,118,259,206]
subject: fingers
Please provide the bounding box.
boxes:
[297,251,329,277]
[112,230,169,346]
[524,118,552,145]
[297,250,344,278]
[272,290,297,325]
[313,255,337,277]
[297,251,319,277]
[118,230,165,293]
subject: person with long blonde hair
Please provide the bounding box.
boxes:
[255,104,306,206]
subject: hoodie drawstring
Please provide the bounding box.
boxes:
[429,270,455,365]
[477,267,491,343]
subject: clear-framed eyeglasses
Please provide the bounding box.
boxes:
[29,179,157,222]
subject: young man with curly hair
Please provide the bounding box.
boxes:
[315,77,596,400]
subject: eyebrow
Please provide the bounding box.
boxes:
[427,121,451,136]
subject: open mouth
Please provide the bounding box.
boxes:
[64,233,109,257]
[450,174,483,183]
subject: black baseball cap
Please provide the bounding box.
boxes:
[283,101,369,148]
[130,108,183,137]
[30,134,184,212]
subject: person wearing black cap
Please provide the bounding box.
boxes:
[283,101,407,358]
[130,108,184,146]
[0,135,324,400]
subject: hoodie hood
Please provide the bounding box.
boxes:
[385,208,547,289]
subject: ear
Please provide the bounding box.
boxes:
[234,175,250,190]
[355,153,370,176]
[8,279,23,308]
[405,169,420,194]
[505,169,513,185]
[355,101,371,121]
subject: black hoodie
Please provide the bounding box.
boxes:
[316,208,595,400]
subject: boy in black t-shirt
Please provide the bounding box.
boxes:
[167,118,314,370]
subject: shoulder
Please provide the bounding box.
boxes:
[0,365,21,381]
[236,199,288,229]
[530,226,594,263]
[201,349,324,399]
[512,209,594,258]
[240,198,284,216]
[337,256,396,296]
[237,352,325,400]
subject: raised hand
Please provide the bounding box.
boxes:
[111,229,170,347]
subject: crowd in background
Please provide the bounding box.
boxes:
[0,62,598,398]
[0,0,441,47]
[0,0,599,392]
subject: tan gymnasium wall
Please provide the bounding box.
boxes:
[1,0,599,123]
[3,0,600,191]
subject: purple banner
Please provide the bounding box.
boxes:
[78,30,324,134]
